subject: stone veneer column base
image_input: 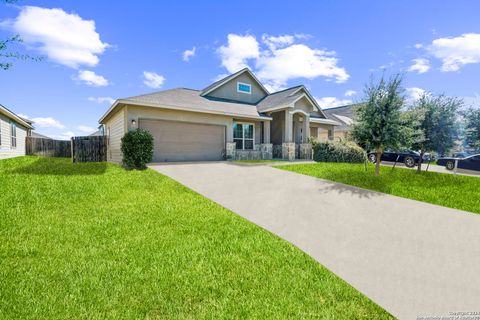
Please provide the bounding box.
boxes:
[226,142,236,160]
[260,143,273,160]
[299,143,313,160]
[282,142,296,161]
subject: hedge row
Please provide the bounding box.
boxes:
[312,139,366,163]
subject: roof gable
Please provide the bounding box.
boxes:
[0,104,34,129]
[200,68,269,104]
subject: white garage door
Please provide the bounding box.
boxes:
[139,119,225,162]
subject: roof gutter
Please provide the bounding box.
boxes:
[310,117,341,126]
[99,99,273,124]
[0,105,34,129]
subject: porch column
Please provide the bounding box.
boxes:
[263,120,271,143]
[284,110,293,142]
[302,115,310,143]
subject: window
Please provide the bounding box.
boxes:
[327,129,334,140]
[11,122,16,148]
[237,82,251,94]
[233,122,254,150]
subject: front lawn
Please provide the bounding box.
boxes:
[0,157,391,319]
[277,162,480,214]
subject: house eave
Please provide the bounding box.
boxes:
[99,99,272,123]
[310,117,341,126]
[0,104,34,129]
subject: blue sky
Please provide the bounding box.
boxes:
[1,0,479,138]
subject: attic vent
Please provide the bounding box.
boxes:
[237,82,251,94]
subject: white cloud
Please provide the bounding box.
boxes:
[53,131,75,140]
[262,34,295,50]
[2,6,108,68]
[74,70,109,86]
[257,44,349,91]
[315,97,352,109]
[428,33,480,71]
[182,46,196,62]
[217,33,349,92]
[17,113,29,119]
[143,71,165,89]
[406,87,426,101]
[217,34,260,73]
[77,125,95,133]
[30,116,65,129]
[88,96,115,104]
[344,90,356,97]
[408,58,430,74]
[414,43,423,49]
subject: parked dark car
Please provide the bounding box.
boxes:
[437,154,480,171]
[368,150,423,168]
[452,152,470,158]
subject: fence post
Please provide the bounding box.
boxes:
[71,137,75,163]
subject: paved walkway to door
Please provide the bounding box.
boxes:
[149,162,480,319]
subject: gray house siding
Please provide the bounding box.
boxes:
[206,73,267,104]
[0,113,28,160]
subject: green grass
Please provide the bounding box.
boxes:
[233,159,287,164]
[277,162,480,214]
[0,157,391,319]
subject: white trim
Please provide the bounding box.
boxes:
[0,105,34,129]
[233,121,255,150]
[99,99,272,124]
[201,68,269,96]
[310,117,341,126]
[289,109,310,116]
[237,81,252,94]
[288,85,327,118]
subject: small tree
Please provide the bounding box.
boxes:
[351,74,406,175]
[121,129,154,169]
[409,93,462,172]
[463,107,480,151]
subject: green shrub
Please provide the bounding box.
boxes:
[313,139,366,163]
[121,129,154,169]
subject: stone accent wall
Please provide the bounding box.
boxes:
[226,142,236,160]
[260,143,273,160]
[282,142,296,161]
[272,145,283,159]
[235,150,261,160]
[299,143,313,160]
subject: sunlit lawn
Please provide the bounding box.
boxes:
[277,162,480,214]
[0,156,392,319]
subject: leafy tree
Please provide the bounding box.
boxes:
[351,74,407,175]
[463,107,480,150]
[408,93,462,172]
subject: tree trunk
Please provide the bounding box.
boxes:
[375,151,382,176]
[417,149,424,173]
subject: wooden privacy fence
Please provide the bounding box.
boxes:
[71,136,107,163]
[26,137,71,157]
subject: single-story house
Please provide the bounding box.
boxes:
[99,68,340,163]
[321,104,360,141]
[0,104,33,160]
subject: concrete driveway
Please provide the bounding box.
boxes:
[149,162,480,319]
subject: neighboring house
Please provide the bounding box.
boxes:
[321,104,360,141]
[31,131,52,139]
[0,104,33,159]
[89,129,103,136]
[99,68,339,163]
